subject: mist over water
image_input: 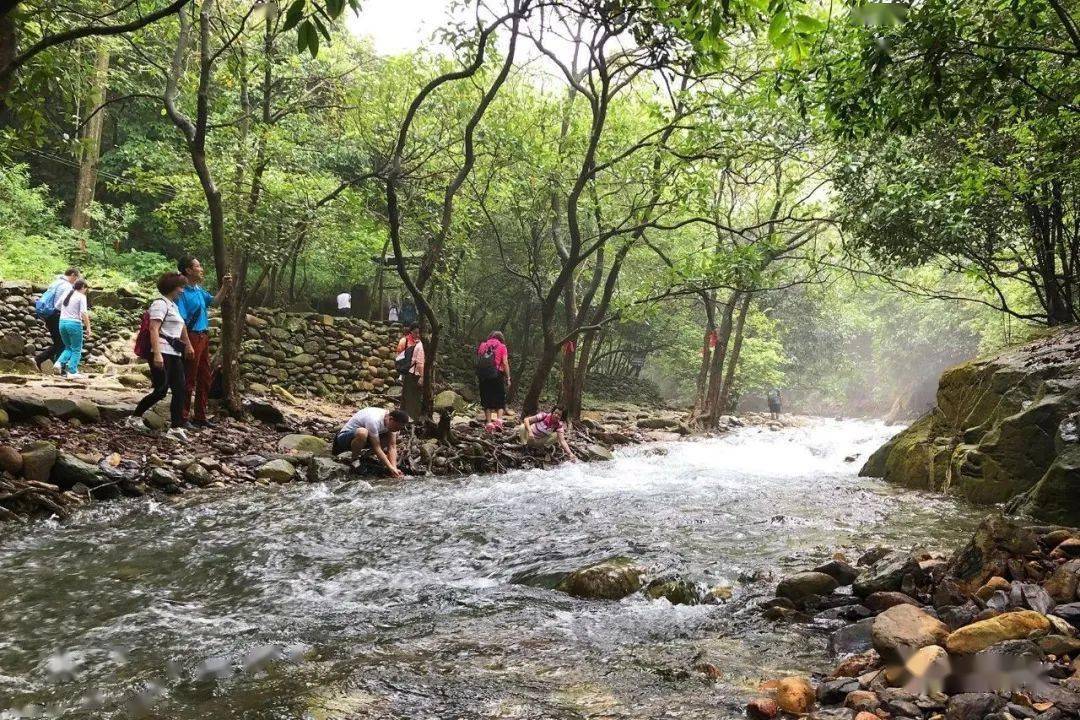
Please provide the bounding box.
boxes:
[0,420,983,719]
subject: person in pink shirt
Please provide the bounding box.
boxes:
[516,405,577,462]
[476,330,510,430]
[395,324,425,419]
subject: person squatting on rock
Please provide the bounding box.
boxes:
[395,324,425,419]
[132,272,196,441]
[516,405,578,462]
[476,331,510,431]
[33,267,80,371]
[333,407,410,478]
[55,279,91,379]
[176,256,232,428]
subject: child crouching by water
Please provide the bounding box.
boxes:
[515,405,577,462]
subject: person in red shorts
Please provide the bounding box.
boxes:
[176,256,232,428]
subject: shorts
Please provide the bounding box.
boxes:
[333,429,390,456]
[515,424,558,448]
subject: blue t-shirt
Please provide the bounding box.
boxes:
[176,285,213,332]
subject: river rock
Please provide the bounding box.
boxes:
[829,618,875,656]
[636,417,680,430]
[183,463,213,487]
[865,591,921,613]
[556,557,646,600]
[975,576,1012,601]
[942,514,1038,594]
[831,650,881,678]
[904,644,950,681]
[50,453,105,489]
[746,698,779,720]
[945,610,1052,654]
[256,459,296,483]
[433,390,464,414]
[816,677,860,704]
[278,434,330,457]
[871,604,950,662]
[21,440,58,482]
[246,399,286,425]
[775,676,815,715]
[1045,561,1080,603]
[308,457,348,483]
[0,444,22,474]
[815,559,860,586]
[945,693,1006,720]
[644,577,706,605]
[777,572,839,603]
[853,551,920,597]
[4,393,48,419]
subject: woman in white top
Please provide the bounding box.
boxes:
[55,279,91,378]
[132,272,195,439]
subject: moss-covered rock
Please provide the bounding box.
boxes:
[861,327,1080,522]
[556,557,646,600]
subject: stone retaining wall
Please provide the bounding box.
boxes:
[0,280,404,402]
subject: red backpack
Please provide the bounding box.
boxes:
[133,310,153,360]
[133,299,170,360]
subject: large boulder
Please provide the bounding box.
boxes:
[0,444,22,474]
[50,453,105,489]
[21,441,58,482]
[4,393,49,419]
[256,459,296,483]
[775,677,815,715]
[277,434,330,457]
[777,572,840,603]
[944,610,1051,654]
[556,557,646,600]
[860,327,1080,518]
[308,457,348,483]
[871,604,950,663]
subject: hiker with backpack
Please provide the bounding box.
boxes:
[176,256,232,428]
[395,324,424,419]
[33,267,80,371]
[131,272,195,441]
[55,279,91,379]
[476,331,510,431]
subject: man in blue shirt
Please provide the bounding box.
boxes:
[176,256,232,427]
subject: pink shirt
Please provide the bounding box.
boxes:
[396,335,425,376]
[477,338,508,372]
[528,412,563,437]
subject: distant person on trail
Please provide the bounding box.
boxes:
[55,279,91,379]
[176,256,232,428]
[131,272,196,441]
[336,291,351,316]
[476,331,510,430]
[333,406,410,478]
[33,267,80,371]
[395,324,424,419]
[516,405,578,462]
[388,303,399,323]
[767,388,782,420]
[400,301,417,325]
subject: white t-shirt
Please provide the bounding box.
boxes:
[342,407,388,436]
[57,290,87,322]
[149,298,185,356]
[336,292,351,310]
[388,307,399,322]
[50,277,74,309]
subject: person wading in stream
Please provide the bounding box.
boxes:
[333,407,410,478]
[476,331,510,431]
[33,267,80,371]
[767,388,782,421]
[395,324,424,419]
[131,272,196,441]
[176,256,232,428]
[516,405,578,462]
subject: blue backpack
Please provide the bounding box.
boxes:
[34,280,62,319]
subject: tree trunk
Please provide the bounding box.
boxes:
[0,11,15,127]
[718,293,750,413]
[701,293,738,424]
[522,339,559,417]
[71,43,110,238]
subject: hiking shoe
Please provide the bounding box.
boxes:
[192,419,217,429]
[66,372,82,380]
[53,363,64,374]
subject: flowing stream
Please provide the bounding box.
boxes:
[0,419,984,719]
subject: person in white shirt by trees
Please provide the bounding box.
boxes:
[332,407,410,477]
[55,279,91,378]
[132,272,196,441]
[336,291,351,316]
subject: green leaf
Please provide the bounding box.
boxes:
[767,11,790,45]
[794,13,824,34]
[325,0,345,18]
[312,14,331,41]
[282,0,306,32]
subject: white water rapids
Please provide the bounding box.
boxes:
[0,419,983,719]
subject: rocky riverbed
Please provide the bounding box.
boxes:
[752,514,1080,720]
[0,371,755,523]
